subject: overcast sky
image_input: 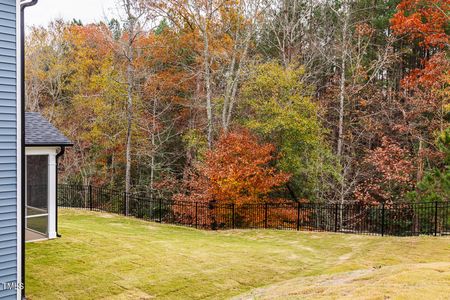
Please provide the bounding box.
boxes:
[25,0,118,27]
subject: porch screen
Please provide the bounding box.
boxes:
[26,155,49,235]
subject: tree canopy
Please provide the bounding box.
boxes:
[25,0,450,204]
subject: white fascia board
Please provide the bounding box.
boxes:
[25,147,59,156]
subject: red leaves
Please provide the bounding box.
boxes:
[391,0,449,48]
[355,137,414,204]
[176,129,291,204]
[366,137,414,184]
[401,52,450,90]
[391,0,449,90]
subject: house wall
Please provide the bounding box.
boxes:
[0,0,20,299]
[25,147,58,240]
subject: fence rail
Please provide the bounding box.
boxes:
[57,184,450,237]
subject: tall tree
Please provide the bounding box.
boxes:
[241,62,339,201]
[150,0,228,147]
[391,0,449,182]
[115,0,151,213]
[219,0,265,131]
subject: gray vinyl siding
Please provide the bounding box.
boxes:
[0,0,17,299]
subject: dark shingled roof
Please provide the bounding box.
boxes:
[25,112,73,147]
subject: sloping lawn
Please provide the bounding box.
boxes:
[26,209,450,300]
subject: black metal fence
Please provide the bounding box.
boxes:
[57,184,450,236]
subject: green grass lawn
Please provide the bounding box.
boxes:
[26,209,450,300]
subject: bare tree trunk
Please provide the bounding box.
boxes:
[417,139,424,181]
[124,0,135,215]
[125,75,132,215]
[150,151,155,201]
[203,27,213,148]
[224,31,252,130]
[222,51,237,132]
[337,1,348,159]
[222,0,262,131]
[110,154,116,190]
[150,98,157,202]
[338,0,349,213]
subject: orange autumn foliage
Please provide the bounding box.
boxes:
[176,129,291,205]
[391,0,449,48]
[387,0,449,166]
[391,0,449,94]
[401,52,450,90]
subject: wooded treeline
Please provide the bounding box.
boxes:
[25,0,449,205]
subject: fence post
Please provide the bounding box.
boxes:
[434,201,438,236]
[381,202,385,237]
[232,203,235,229]
[296,202,300,231]
[334,203,339,232]
[264,203,268,229]
[89,185,93,211]
[195,202,198,229]
[159,198,162,223]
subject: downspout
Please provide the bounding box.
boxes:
[20,1,38,299]
[55,147,66,238]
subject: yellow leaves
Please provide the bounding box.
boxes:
[241,62,339,199]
